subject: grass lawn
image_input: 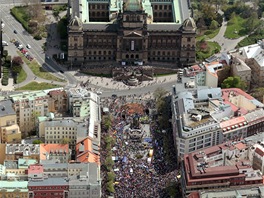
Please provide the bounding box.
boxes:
[16,68,27,83]
[196,41,221,60]
[224,15,247,39]
[16,82,61,91]
[17,51,66,82]
[196,28,221,41]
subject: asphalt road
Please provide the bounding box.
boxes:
[0,5,77,86]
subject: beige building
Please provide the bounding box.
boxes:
[9,89,63,137]
[0,181,28,198]
[47,89,68,116]
[0,100,21,143]
[231,56,251,88]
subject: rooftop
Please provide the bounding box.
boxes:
[6,144,40,155]
[28,177,68,187]
[39,144,70,162]
[0,100,16,117]
[0,181,28,192]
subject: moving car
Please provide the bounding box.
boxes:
[14,30,17,34]
[26,44,31,49]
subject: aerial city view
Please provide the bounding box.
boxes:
[1,0,264,197]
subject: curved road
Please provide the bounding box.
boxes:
[0,4,246,96]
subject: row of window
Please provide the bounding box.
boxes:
[89,11,108,18]
[46,131,75,135]
[152,4,172,10]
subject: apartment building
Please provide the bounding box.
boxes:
[28,177,69,198]
[9,91,51,137]
[0,100,21,143]
[231,56,251,88]
[76,137,100,165]
[39,144,70,164]
[5,143,40,161]
[47,89,68,116]
[27,162,101,198]
[39,118,89,158]
[68,162,101,198]
[172,75,264,158]
[3,158,37,181]
[184,61,225,88]
[181,134,264,197]
[188,186,264,198]
[0,180,28,198]
[171,78,223,158]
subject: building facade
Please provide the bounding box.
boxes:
[0,100,21,143]
[181,136,264,197]
[68,0,196,67]
[171,75,264,158]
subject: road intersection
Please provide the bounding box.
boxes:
[0,3,246,96]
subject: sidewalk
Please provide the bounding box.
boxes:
[70,71,178,91]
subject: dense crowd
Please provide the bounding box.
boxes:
[101,95,179,198]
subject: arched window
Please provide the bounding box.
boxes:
[126,54,129,58]
[131,54,134,59]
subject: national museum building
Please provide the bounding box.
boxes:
[68,0,196,67]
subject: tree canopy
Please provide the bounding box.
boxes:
[221,76,246,90]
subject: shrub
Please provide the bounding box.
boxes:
[3,50,8,57]
[34,35,42,40]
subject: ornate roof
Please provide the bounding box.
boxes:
[124,0,143,11]
[182,17,196,31]
[69,16,83,27]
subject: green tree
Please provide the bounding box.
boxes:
[221,76,247,90]
[106,181,115,193]
[107,172,116,182]
[105,156,114,171]
[251,87,264,102]
[32,140,43,144]
[60,138,71,144]
[153,87,167,102]
[245,12,259,33]
[209,20,219,30]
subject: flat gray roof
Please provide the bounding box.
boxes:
[28,177,68,187]
[0,100,15,117]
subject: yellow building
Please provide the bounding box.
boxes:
[0,100,21,143]
[0,181,28,198]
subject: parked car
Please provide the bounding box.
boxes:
[14,41,20,47]
[18,45,23,50]
[2,41,8,46]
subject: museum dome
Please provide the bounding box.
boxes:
[182,17,196,31]
[69,16,83,27]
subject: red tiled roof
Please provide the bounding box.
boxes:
[76,137,100,165]
[255,147,264,157]
[187,192,200,198]
[220,116,246,129]
[234,142,247,151]
[49,90,63,96]
[28,164,44,174]
[39,144,69,161]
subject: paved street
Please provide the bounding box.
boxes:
[208,10,246,52]
[0,5,77,89]
[0,4,249,95]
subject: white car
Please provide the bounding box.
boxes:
[2,41,8,46]
[26,44,31,49]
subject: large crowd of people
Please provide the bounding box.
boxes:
[101,95,179,198]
